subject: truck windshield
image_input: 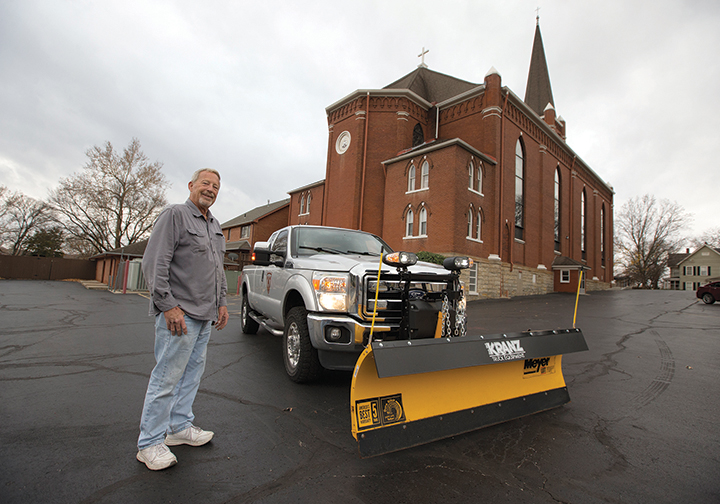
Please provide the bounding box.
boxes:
[293,227,393,257]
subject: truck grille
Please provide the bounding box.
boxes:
[361,272,447,323]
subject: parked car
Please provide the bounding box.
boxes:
[696,281,720,304]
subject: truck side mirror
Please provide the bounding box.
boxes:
[252,242,271,266]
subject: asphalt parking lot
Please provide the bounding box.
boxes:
[1,280,718,503]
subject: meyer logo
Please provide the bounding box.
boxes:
[485,340,525,362]
[523,356,556,377]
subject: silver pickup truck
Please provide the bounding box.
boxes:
[240,225,449,382]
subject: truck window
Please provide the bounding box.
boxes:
[293,227,392,257]
[272,230,288,254]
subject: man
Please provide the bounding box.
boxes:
[136,168,229,471]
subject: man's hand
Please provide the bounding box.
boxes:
[215,305,229,331]
[164,306,187,336]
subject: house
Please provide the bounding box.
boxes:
[667,250,690,289]
[90,240,148,290]
[220,198,290,269]
[675,244,720,290]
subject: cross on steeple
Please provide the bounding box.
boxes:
[418,47,429,68]
[536,6,540,25]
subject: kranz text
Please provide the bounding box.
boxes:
[484,340,525,362]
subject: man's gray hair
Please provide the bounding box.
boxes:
[191,168,221,184]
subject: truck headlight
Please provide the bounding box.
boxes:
[312,272,349,311]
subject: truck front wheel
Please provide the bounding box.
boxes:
[283,306,322,383]
[241,293,260,334]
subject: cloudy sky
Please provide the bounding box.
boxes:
[1,0,718,239]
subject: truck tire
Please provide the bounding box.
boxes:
[241,293,260,334]
[283,306,322,383]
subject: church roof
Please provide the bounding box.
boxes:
[524,23,555,116]
[383,67,479,104]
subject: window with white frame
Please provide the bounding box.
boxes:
[581,189,587,254]
[468,162,474,190]
[468,262,478,294]
[405,209,414,237]
[476,209,482,240]
[408,164,416,192]
[477,162,483,193]
[554,167,560,250]
[467,209,473,238]
[299,195,305,215]
[306,192,311,213]
[600,203,605,265]
[515,139,524,239]
[560,270,570,283]
[419,206,427,236]
[420,160,429,189]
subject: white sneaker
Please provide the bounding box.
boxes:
[165,425,214,447]
[137,443,177,470]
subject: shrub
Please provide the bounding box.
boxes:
[416,251,445,265]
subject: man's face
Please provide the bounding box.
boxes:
[188,171,220,213]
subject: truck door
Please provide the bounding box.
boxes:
[266,229,291,324]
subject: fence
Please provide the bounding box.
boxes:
[0,255,95,281]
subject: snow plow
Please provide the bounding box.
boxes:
[350,252,588,457]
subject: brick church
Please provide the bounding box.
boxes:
[232,22,614,299]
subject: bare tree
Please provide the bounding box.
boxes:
[0,187,56,255]
[48,138,169,256]
[615,194,690,288]
[691,227,720,249]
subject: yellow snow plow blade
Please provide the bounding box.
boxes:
[350,329,587,457]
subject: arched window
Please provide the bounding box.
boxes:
[581,189,587,258]
[515,139,525,239]
[468,162,474,190]
[419,206,427,236]
[406,209,414,237]
[420,160,429,189]
[554,167,561,251]
[467,209,473,238]
[476,209,482,240]
[601,204,605,266]
[306,192,311,213]
[477,162,483,194]
[299,195,305,215]
[408,164,416,192]
[412,123,424,147]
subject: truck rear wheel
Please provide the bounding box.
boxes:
[241,293,260,334]
[283,306,322,383]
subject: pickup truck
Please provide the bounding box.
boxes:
[240,225,450,382]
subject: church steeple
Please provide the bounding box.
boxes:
[524,21,555,116]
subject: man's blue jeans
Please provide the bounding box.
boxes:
[138,314,212,450]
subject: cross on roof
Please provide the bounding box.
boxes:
[536,6,540,25]
[418,47,429,68]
